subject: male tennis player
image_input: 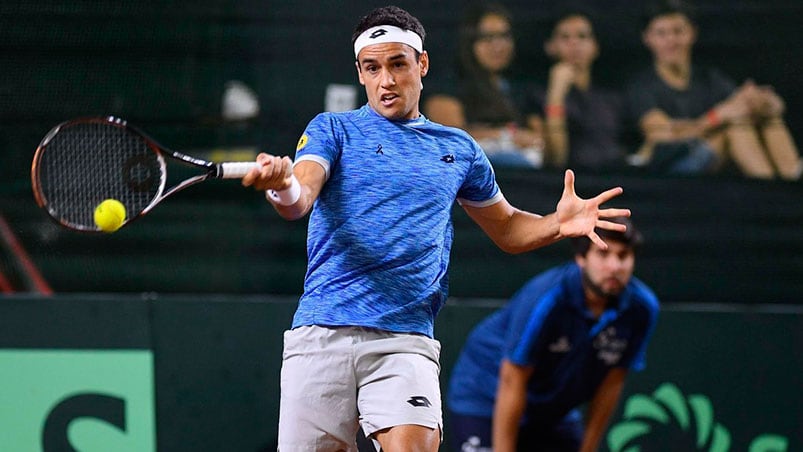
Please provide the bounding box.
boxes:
[242,6,630,451]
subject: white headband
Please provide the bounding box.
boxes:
[353,25,423,59]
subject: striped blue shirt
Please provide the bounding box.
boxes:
[292,104,502,337]
[447,263,660,420]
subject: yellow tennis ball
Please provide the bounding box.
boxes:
[94,199,127,232]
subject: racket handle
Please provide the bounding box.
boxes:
[219,162,260,179]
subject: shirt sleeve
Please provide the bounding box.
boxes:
[456,140,502,207]
[294,112,340,179]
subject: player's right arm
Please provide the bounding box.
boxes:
[492,359,533,452]
[242,154,326,220]
[463,170,628,253]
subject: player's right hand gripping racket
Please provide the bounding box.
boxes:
[31,116,259,232]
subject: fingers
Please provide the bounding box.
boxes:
[564,171,624,207]
[562,169,576,198]
[588,231,608,250]
[592,186,624,204]
[596,219,627,232]
[255,152,272,165]
[281,156,294,178]
[241,166,260,187]
[242,153,293,191]
[598,208,631,219]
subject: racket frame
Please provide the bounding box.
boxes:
[31,116,257,232]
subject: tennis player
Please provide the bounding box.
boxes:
[242,5,630,451]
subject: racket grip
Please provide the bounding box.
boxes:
[219,162,260,179]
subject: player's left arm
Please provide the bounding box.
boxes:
[462,169,630,253]
[580,367,628,452]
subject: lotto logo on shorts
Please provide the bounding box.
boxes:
[406,396,432,407]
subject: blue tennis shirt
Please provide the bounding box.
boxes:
[292,104,502,338]
[448,263,659,422]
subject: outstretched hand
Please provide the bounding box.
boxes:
[556,170,630,249]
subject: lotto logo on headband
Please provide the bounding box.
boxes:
[354,25,423,58]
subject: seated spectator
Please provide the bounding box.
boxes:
[424,3,543,168]
[537,10,628,171]
[626,0,802,179]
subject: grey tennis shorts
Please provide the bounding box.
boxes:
[277,325,442,451]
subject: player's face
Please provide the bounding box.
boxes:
[473,13,514,74]
[356,43,429,120]
[576,240,635,299]
[643,13,696,67]
[547,15,598,69]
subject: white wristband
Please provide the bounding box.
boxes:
[266,175,301,206]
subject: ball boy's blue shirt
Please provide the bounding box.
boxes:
[448,263,659,422]
[292,104,502,338]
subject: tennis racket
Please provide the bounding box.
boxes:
[31,116,259,232]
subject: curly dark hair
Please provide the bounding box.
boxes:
[352,5,426,50]
[570,217,644,256]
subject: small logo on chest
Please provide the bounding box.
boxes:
[440,154,455,163]
[548,336,572,353]
[594,326,628,365]
[375,144,384,155]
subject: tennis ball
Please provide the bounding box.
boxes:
[94,199,127,232]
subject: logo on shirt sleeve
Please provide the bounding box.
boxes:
[296,134,309,151]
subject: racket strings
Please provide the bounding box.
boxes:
[36,122,164,229]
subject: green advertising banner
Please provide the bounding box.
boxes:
[600,305,803,452]
[608,382,791,452]
[0,349,155,452]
